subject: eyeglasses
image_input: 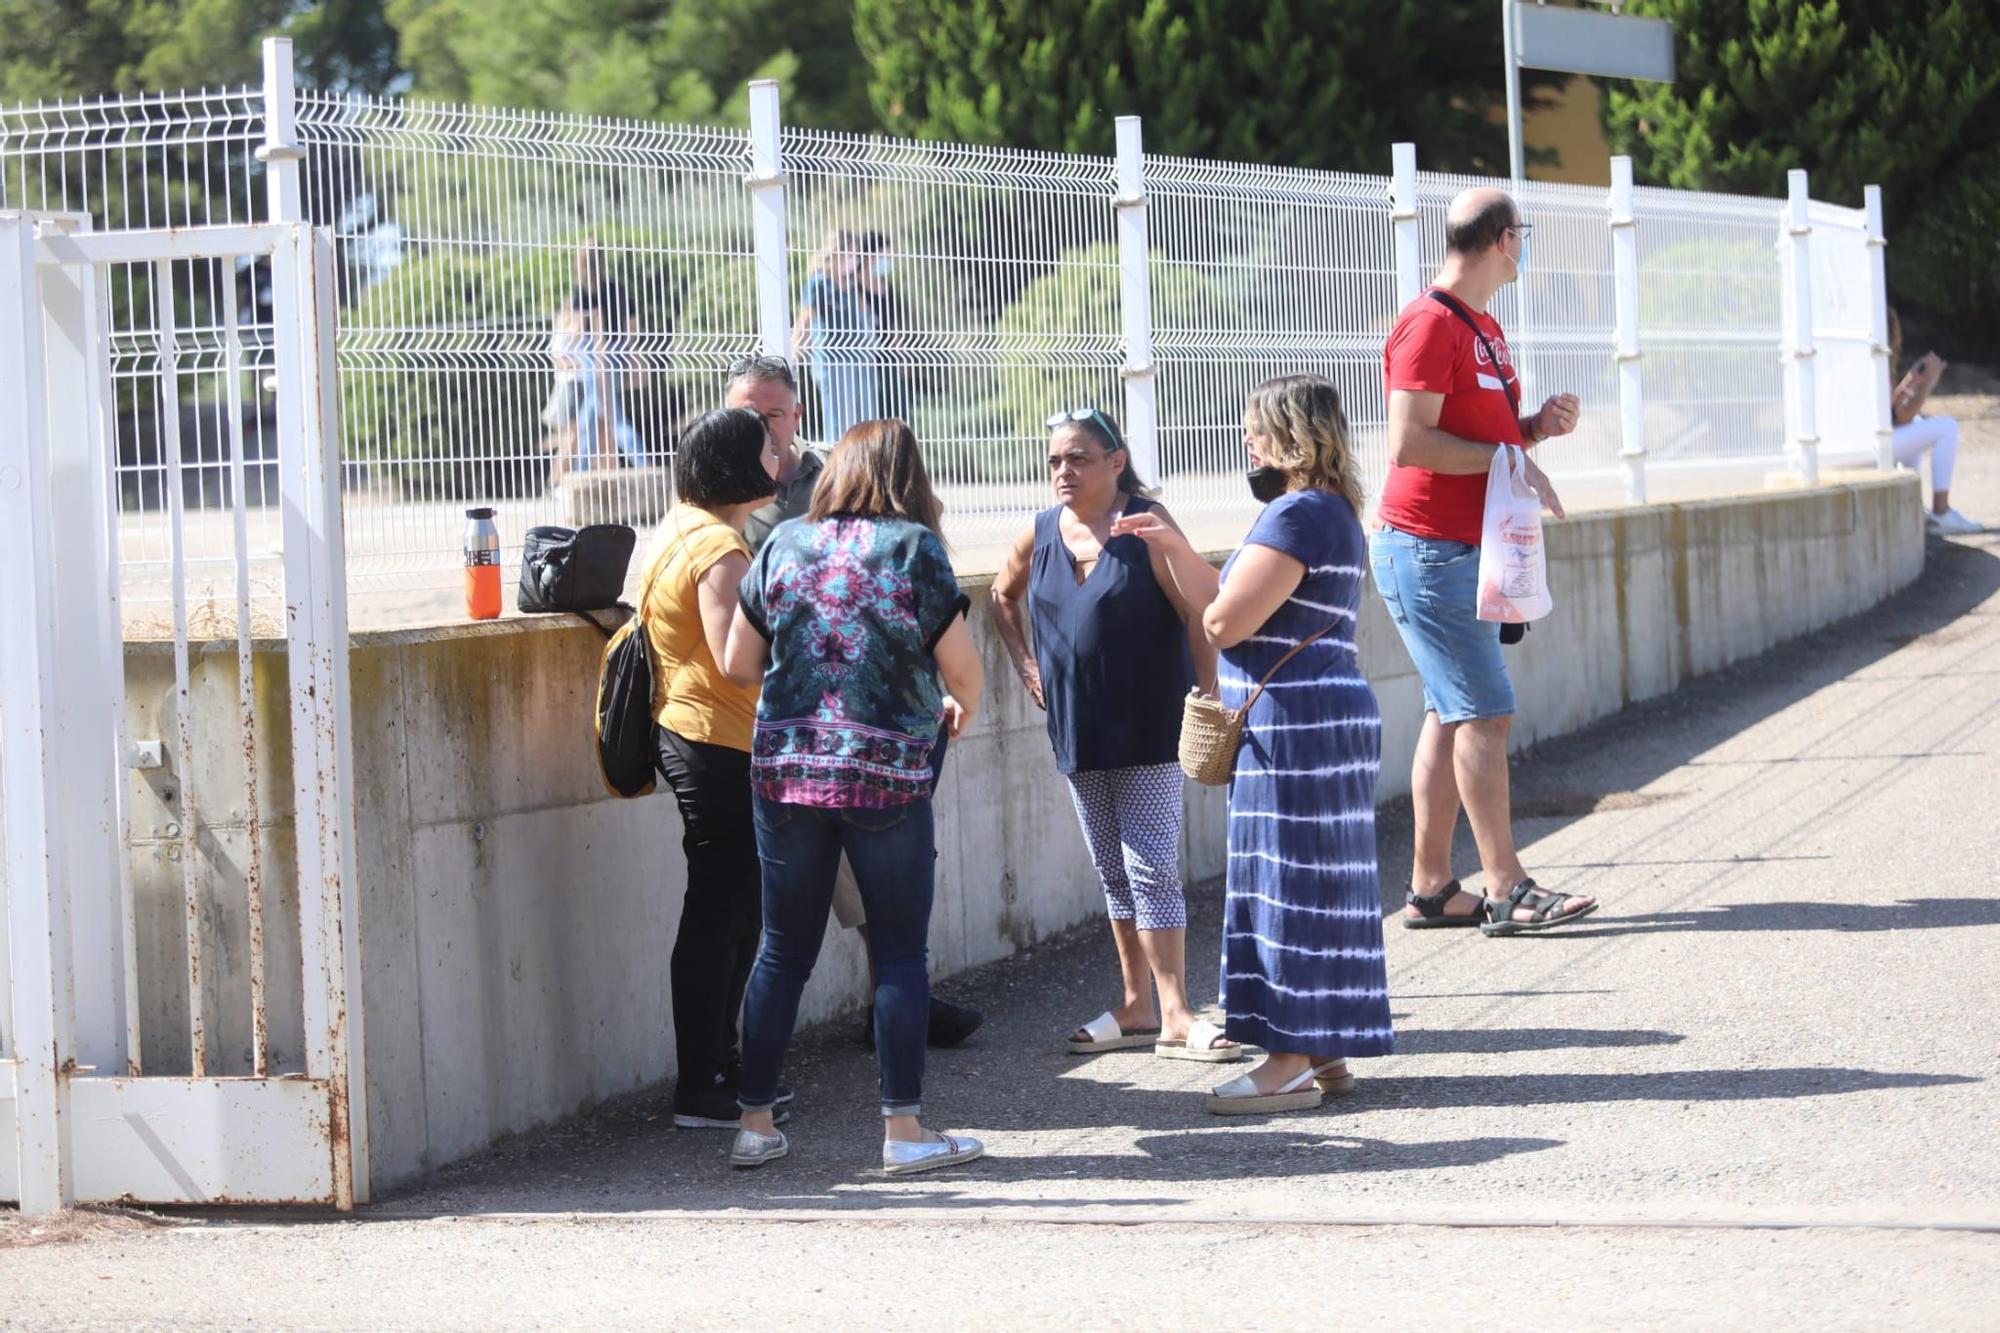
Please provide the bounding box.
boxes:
[1505,222,1535,239]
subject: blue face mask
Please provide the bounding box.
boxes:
[873,258,894,278]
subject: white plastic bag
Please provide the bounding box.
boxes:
[1476,445,1552,623]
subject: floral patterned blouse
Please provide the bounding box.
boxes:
[737,516,969,808]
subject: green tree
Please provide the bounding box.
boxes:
[386,0,872,129]
[1600,0,2000,349]
[0,0,402,100]
[853,0,1556,176]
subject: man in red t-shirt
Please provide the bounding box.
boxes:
[1368,186,1599,936]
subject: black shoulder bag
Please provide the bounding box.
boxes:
[519,523,638,614]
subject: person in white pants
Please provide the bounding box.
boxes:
[1889,310,1983,535]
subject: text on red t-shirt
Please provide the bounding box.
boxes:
[1376,292,1523,545]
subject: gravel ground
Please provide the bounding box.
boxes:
[7,395,1998,1328]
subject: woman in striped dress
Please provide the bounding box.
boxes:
[1117,373,1391,1115]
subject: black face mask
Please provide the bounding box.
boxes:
[1247,465,1288,504]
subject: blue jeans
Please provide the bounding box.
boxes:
[575,348,644,467]
[1369,523,1515,723]
[740,796,935,1117]
[811,357,879,443]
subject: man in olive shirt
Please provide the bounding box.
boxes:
[719,355,984,1049]
[728,356,826,550]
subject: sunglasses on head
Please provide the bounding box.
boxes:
[1044,407,1121,438]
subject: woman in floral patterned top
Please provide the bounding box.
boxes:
[721,420,986,1176]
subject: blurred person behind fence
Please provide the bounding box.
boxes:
[792,230,882,442]
[855,230,911,424]
[540,301,584,486]
[640,408,782,1130]
[572,237,645,469]
[989,407,1235,1063]
[1117,374,1392,1115]
[722,420,986,1174]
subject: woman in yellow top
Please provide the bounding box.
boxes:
[642,407,781,1130]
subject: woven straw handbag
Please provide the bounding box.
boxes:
[1178,621,1340,785]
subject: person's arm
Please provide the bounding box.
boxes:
[621,308,649,387]
[1142,505,1219,693]
[1388,388,1568,518]
[1519,393,1579,448]
[695,551,750,669]
[932,615,983,739]
[790,278,818,362]
[1198,545,1305,651]
[1894,353,1945,425]
[1111,510,1219,617]
[720,605,769,689]
[1388,387,1505,475]
[986,525,1045,708]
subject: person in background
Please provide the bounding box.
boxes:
[1116,374,1391,1115]
[732,355,826,551]
[722,420,986,1175]
[726,354,985,1050]
[573,237,645,469]
[1888,309,1983,535]
[541,302,584,487]
[792,230,881,442]
[640,408,782,1130]
[856,231,911,425]
[989,408,1236,1063]
[1372,186,1598,936]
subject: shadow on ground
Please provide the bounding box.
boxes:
[1372,534,2000,914]
[1544,898,2000,939]
[359,536,1998,1220]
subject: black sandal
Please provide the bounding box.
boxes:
[1480,879,1598,936]
[1403,880,1482,929]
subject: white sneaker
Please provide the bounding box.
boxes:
[1931,508,1984,536]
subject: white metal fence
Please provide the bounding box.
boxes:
[0,38,1892,629]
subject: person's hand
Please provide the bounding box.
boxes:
[941,694,974,740]
[1110,510,1189,552]
[1532,393,1580,441]
[1518,451,1567,519]
[1018,661,1046,711]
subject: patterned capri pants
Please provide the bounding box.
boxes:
[1064,763,1188,932]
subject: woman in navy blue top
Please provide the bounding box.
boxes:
[1118,376,1390,1117]
[991,409,1235,1063]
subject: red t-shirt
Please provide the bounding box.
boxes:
[1378,291,1524,545]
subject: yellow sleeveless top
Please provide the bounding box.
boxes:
[641,506,758,752]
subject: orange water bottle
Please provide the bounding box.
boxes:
[464,506,501,620]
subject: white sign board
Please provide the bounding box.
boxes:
[1515,2,1676,82]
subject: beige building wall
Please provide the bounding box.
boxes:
[1528,75,1616,186]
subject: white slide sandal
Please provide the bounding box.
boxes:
[1156,1018,1244,1063]
[1066,1011,1162,1054]
[1205,1065,1324,1116]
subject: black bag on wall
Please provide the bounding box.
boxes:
[518,524,637,613]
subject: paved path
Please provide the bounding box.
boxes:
[10,397,1999,1327]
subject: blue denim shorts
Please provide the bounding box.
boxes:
[1368,524,1515,724]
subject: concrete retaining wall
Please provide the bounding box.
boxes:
[107,473,1923,1191]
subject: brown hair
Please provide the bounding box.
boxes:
[1242,374,1366,517]
[808,419,946,539]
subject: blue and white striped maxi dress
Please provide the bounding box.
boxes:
[1216,489,1393,1058]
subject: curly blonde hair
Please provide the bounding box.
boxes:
[1242,374,1364,516]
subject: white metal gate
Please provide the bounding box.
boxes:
[0,215,367,1213]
